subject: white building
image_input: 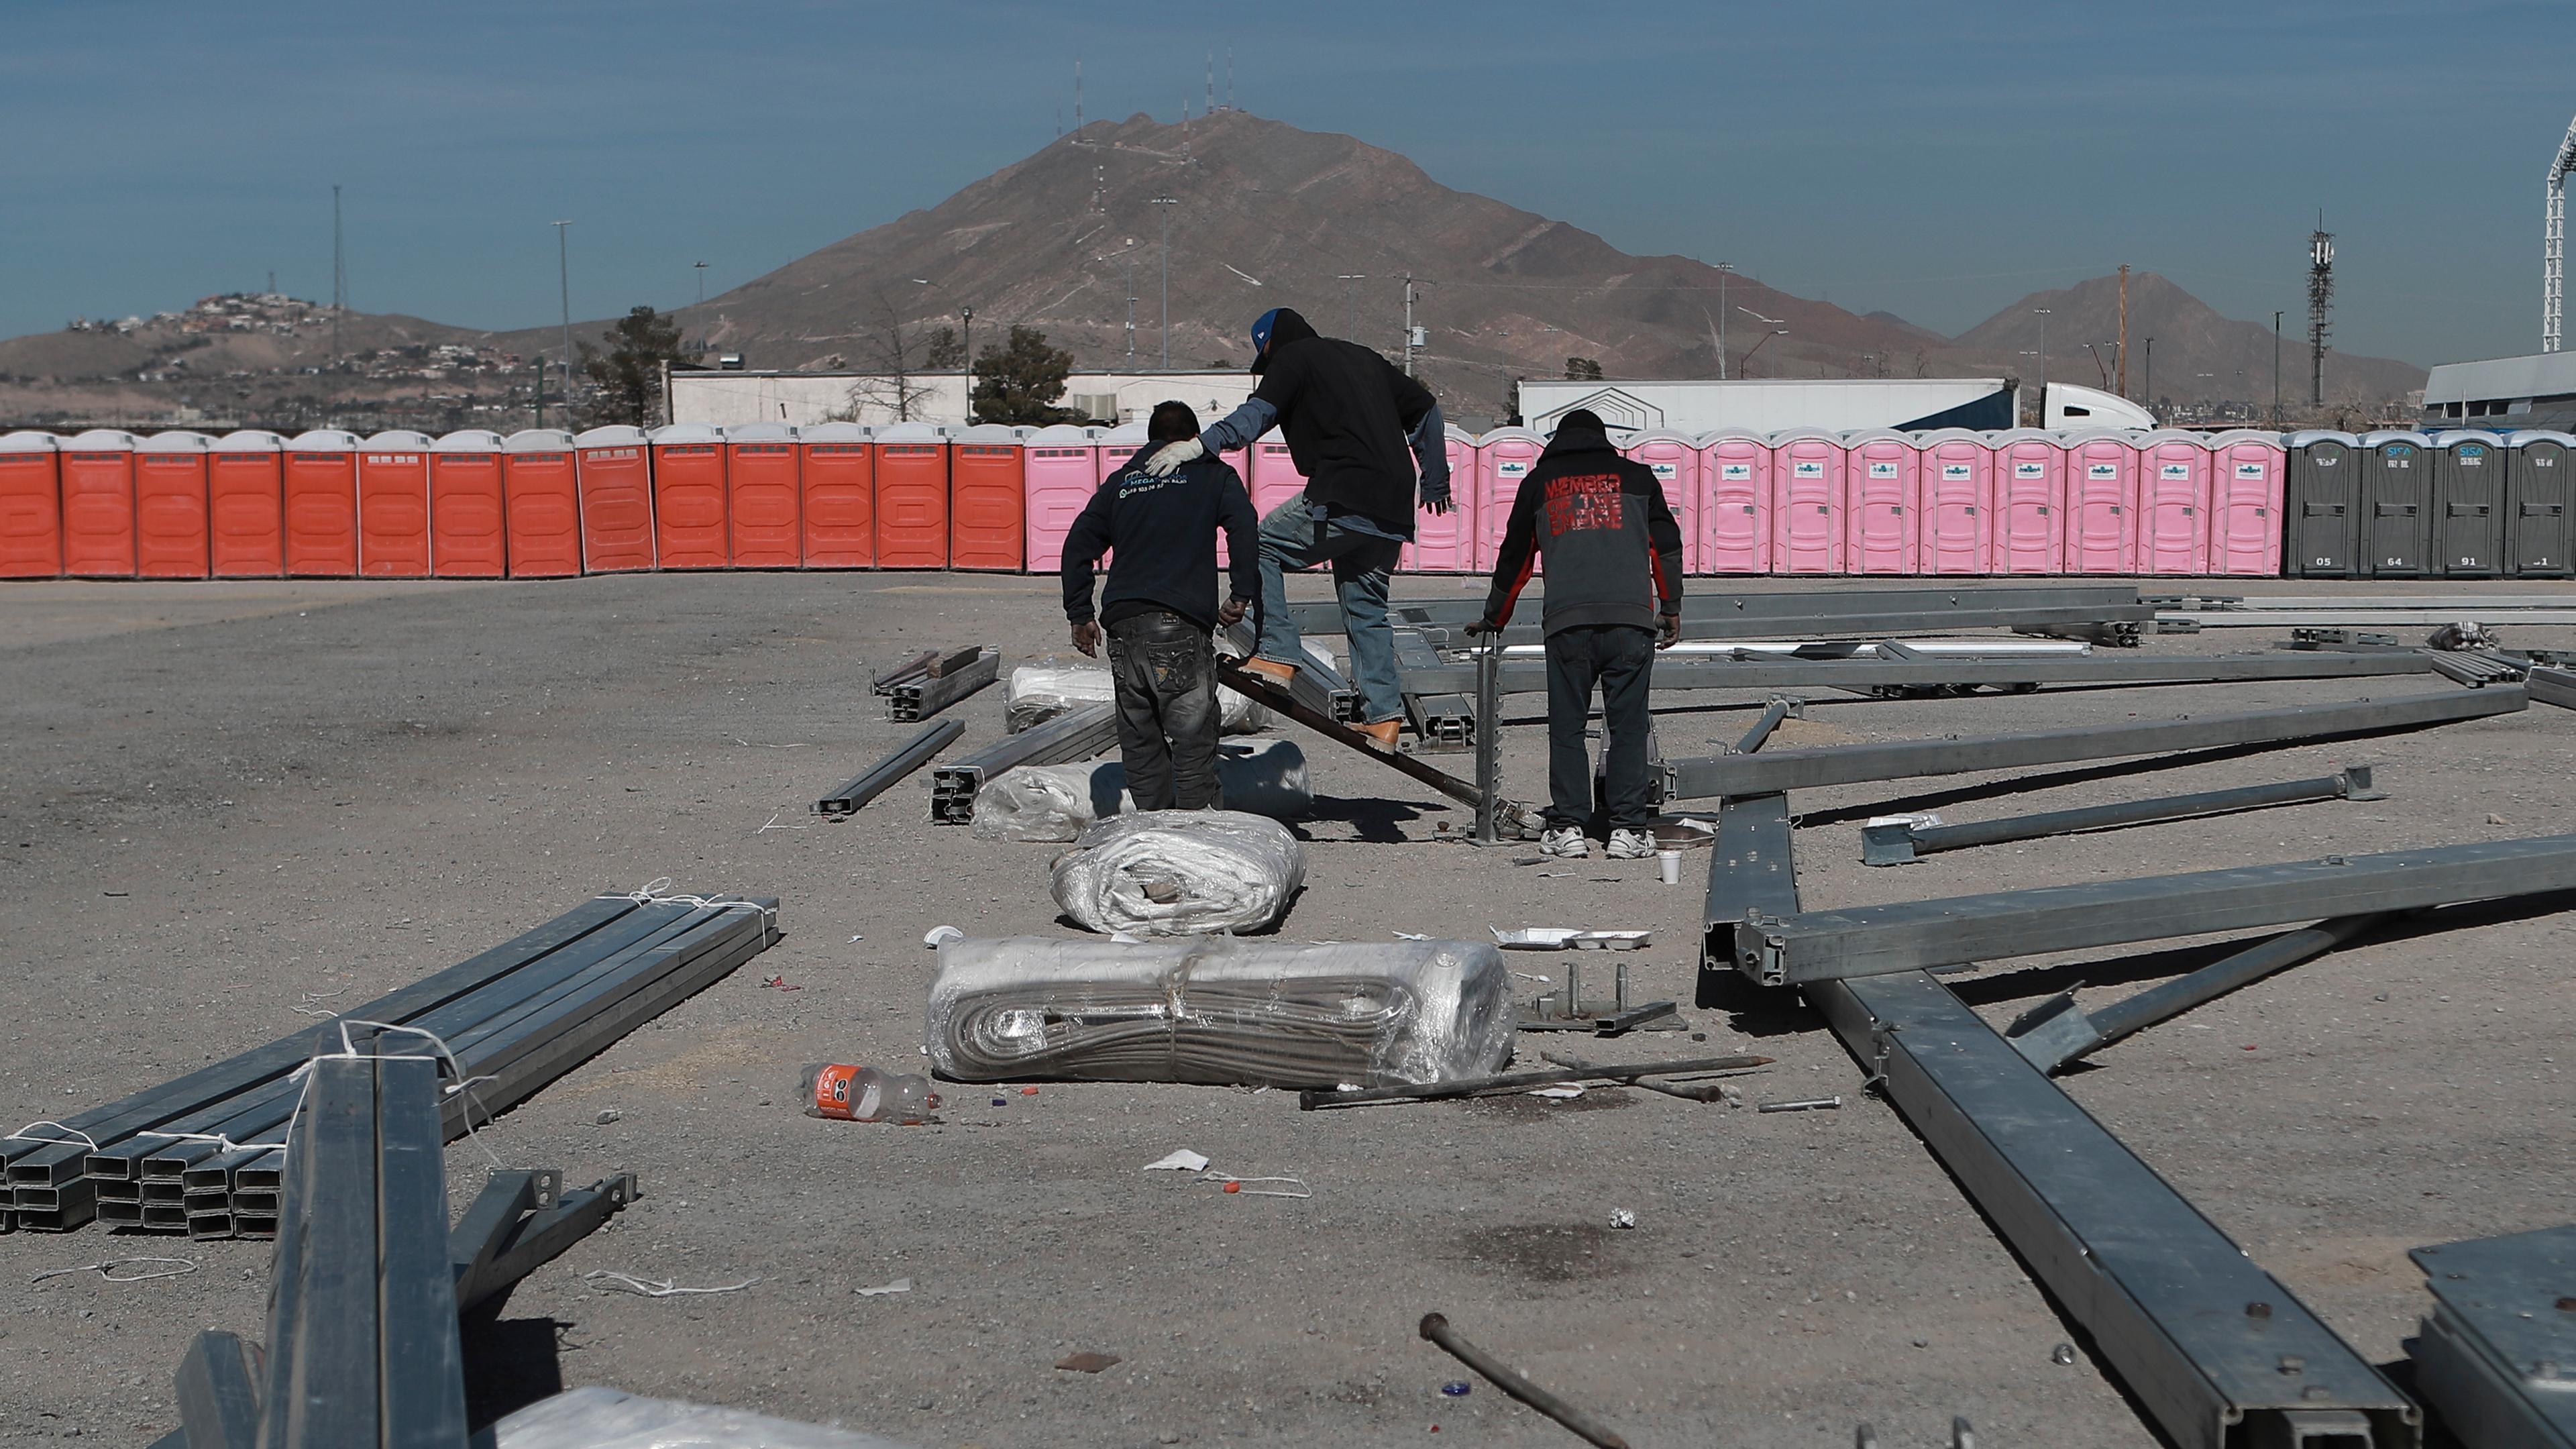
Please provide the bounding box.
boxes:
[667,369,1258,429]
[1517,378,2019,435]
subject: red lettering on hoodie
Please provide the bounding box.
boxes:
[1542,474,1625,536]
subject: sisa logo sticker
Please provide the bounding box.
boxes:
[1499,462,1527,476]
[2235,462,2265,478]
[1793,462,1824,478]
[1942,464,1972,480]
[2160,464,2190,479]
[1721,463,1752,480]
[2016,462,2046,478]
[2090,464,2120,479]
[1869,462,1899,478]
[1651,462,1677,479]
[2459,447,2485,465]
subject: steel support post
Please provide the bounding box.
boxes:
[449,1168,636,1314]
[2005,913,2391,1073]
[1734,832,2576,986]
[1473,630,1501,843]
[814,718,964,816]
[1696,793,1796,1006]
[2406,1225,2576,1448]
[1863,766,2380,865]
[262,1056,380,1448]
[1670,688,2522,802]
[375,1056,468,1444]
[1393,628,1474,751]
[1731,696,1802,754]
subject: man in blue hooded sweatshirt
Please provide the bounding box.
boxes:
[1142,307,1448,753]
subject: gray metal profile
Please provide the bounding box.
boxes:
[1861,766,2381,866]
[1695,792,1796,1006]
[449,1168,636,1314]
[1668,687,2522,802]
[1731,697,1803,755]
[1391,649,2436,697]
[1393,627,1474,751]
[886,647,999,721]
[814,718,965,816]
[2526,665,2576,710]
[2004,913,2390,1073]
[1732,832,2576,985]
[2406,1224,2576,1448]
[174,1330,261,1449]
[930,702,1118,823]
[1290,584,2147,636]
[869,649,939,694]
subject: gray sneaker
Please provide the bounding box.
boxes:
[1539,825,1589,859]
[1604,828,1658,860]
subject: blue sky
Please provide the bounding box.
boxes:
[4,0,2569,366]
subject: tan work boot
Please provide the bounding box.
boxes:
[1355,718,1404,753]
[1238,657,1298,688]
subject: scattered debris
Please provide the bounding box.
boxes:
[583,1271,761,1298]
[854,1277,912,1297]
[1056,1351,1121,1373]
[1607,1208,1637,1230]
[1418,1312,1630,1449]
[1758,1096,1843,1114]
[2052,1343,2077,1365]
[761,975,802,991]
[1142,1149,1211,1173]
[1492,928,1652,951]
[594,1109,622,1125]
[923,925,964,949]
[1440,1381,1472,1397]
[1527,1084,1586,1099]
[29,1256,198,1285]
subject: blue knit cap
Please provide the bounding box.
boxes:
[1250,308,1283,357]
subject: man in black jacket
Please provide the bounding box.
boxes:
[1063,400,1260,811]
[1468,409,1684,860]
[1142,307,1448,753]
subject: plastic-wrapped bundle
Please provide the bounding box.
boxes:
[1006,663,1269,734]
[494,1386,918,1449]
[925,934,1517,1087]
[1051,809,1304,934]
[969,740,1313,841]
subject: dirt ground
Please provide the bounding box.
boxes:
[2,571,2570,1448]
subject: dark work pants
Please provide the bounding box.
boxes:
[1542,624,1657,831]
[1106,610,1221,811]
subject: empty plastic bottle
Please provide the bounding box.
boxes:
[798,1063,938,1124]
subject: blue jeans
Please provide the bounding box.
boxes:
[1254,492,1405,724]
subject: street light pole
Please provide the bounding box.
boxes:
[553,220,574,420]
[961,306,975,423]
[2143,337,2154,422]
[1150,195,1178,370]
[1336,274,1366,337]
[2273,311,2284,427]
[2032,308,2051,414]
[1716,262,1734,379]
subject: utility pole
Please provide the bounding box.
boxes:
[1337,274,1367,337]
[1074,58,1083,132]
[2142,337,2153,421]
[2308,216,2334,408]
[2116,264,2130,398]
[553,221,575,419]
[331,183,345,360]
[694,260,707,306]
[2273,311,2285,427]
[1716,262,1733,379]
[2033,307,2051,411]
[1402,274,1422,376]
[961,306,975,422]
[1124,254,1138,372]
[1150,195,1179,370]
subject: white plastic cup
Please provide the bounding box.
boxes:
[1658,849,1682,885]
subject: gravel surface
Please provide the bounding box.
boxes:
[2,572,2570,1448]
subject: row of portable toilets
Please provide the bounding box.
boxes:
[0,419,2558,581]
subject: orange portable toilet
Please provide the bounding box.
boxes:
[949,423,1026,572]
[0,431,62,578]
[502,429,582,578]
[798,422,874,568]
[282,431,361,576]
[871,422,949,569]
[358,431,435,577]
[208,431,286,577]
[59,429,139,578]
[649,423,729,569]
[429,431,507,578]
[724,422,802,568]
[134,432,213,578]
[572,425,654,572]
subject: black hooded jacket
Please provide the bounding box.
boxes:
[1229,309,1442,531]
[1061,444,1260,633]
[1479,423,1685,637]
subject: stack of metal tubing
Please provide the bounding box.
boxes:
[3,890,777,1238]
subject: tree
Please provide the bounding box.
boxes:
[576,306,685,427]
[922,327,966,370]
[836,289,945,423]
[1564,356,1605,381]
[970,325,1077,425]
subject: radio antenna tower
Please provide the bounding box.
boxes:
[1227,49,1236,109]
[1206,52,1216,116]
[2546,110,2576,352]
[331,183,346,359]
[1074,59,1083,133]
[2307,214,2334,407]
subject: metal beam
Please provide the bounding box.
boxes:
[1392,649,2436,697]
[1731,697,1801,755]
[1695,792,1797,1006]
[1862,766,2380,866]
[2004,913,2391,1073]
[814,718,964,816]
[1731,831,2576,985]
[1291,584,2147,636]
[1393,627,1473,751]
[375,1055,468,1445]
[1669,687,2522,802]
[886,647,998,722]
[2406,1224,2576,1448]
[2526,666,2576,711]
[930,702,1118,822]
[175,1331,261,1449]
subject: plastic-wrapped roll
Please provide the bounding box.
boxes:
[1006,663,1269,734]
[924,935,1517,1087]
[969,741,1314,841]
[1049,810,1305,934]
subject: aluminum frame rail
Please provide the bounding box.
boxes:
[449,1167,636,1314]
[1287,584,2149,636]
[1392,627,1474,751]
[870,648,941,694]
[1218,659,1533,828]
[886,647,999,722]
[1389,649,2438,697]
[1731,696,1802,755]
[814,718,964,816]
[2406,1224,2576,1448]
[1224,620,1360,720]
[1668,686,2524,803]
[1703,793,2420,1449]
[2527,666,2576,710]
[1728,831,2576,986]
[1862,765,2381,866]
[928,702,1118,823]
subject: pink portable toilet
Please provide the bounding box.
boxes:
[1766,429,1845,574]
[1093,421,1151,483]
[1249,431,1309,519]
[2061,429,2139,574]
[2205,429,2286,576]
[1842,429,1919,575]
[2133,430,2214,576]
[1988,429,2068,574]
[1401,425,1479,574]
[1915,429,1994,575]
[1474,428,1544,571]
[1022,424,1100,574]
[1620,429,1702,574]
[1695,430,1771,574]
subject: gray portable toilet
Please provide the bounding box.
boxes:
[2504,430,2576,578]
[2284,430,2361,576]
[2359,429,2434,577]
[2430,431,2505,576]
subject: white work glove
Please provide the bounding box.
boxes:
[1142,438,1205,476]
